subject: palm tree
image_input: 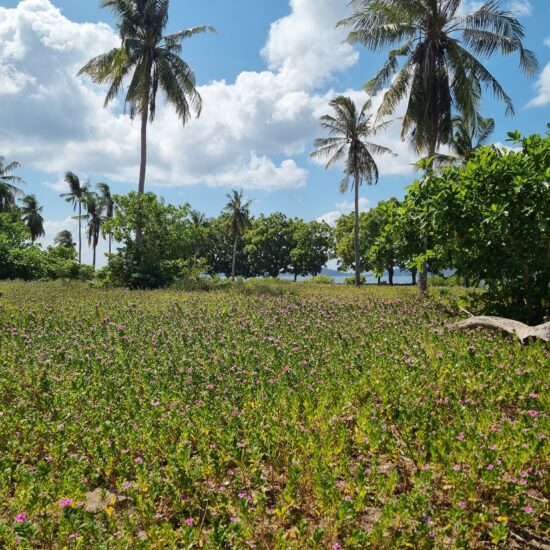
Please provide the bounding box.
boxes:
[222,190,253,281]
[54,230,76,250]
[61,172,89,264]
[20,195,45,242]
[97,182,114,254]
[338,0,537,294]
[84,193,106,268]
[311,96,393,287]
[0,156,25,213]
[189,209,209,262]
[78,0,214,245]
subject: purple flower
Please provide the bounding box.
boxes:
[15,513,27,523]
[457,433,465,441]
[185,518,194,526]
[523,505,533,514]
[458,501,466,509]
[59,498,73,509]
[134,456,143,463]
[428,530,435,538]
[452,464,461,471]
[527,410,538,417]
[487,464,494,471]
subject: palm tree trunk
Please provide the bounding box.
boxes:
[419,143,436,297]
[411,267,417,286]
[231,235,238,281]
[354,173,361,287]
[136,101,149,250]
[93,243,96,268]
[78,201,82,264]
[388,265,394,286]
[108,234,112,255]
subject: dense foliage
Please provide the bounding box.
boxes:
[0,282,547,548]
[0,214,91,281]
[405,129,550,322]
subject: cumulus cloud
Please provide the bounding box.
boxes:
[317,197,370,226]
[0,0,415,194]
[506,0,533,17]
[527,63,550,107]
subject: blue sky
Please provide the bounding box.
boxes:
[1,0,549,265]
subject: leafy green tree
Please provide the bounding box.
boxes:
[54,230,76,250]
[20,194,45,243]
[0,157,25,213]
[339,0,537,294]
[97,183,114,254]
[290,220,334,281]
[61,172,89,264]
[103,192,195,287]
[311,96,393,286]
[222,190,253,281]
[335,208,386,280]
[79,0,214,244]
[188,209,210,263]
[406,128,550,322]
[84,193,106,267]
[244,213,294,278]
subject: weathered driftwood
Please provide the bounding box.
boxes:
[455,316,550,343]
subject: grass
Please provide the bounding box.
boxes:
[0,281,547,549]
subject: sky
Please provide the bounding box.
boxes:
[1,0,549,266]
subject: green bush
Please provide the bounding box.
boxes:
[344,274,366,285]
[305,274,335,284]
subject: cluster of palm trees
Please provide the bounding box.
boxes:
[60,173,114,267]
[311,0,537,291]
[0,156,45,242]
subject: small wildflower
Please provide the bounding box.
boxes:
[428,530,435,538]
[457,433,465,441]
[453,464,461,471]
[523,505,533,514]
[458,501,466,509]
[134,456,143,463]
[15,513,27,523]
[185,518,194,526]
[59,498,73,508]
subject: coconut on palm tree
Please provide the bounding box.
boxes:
[20,195,45,243]
[222,190,253,281]
[84,192,106,268]
[0,156,25,213]
[78,0,214,245]
[97,182,114,254]
[61,172,89,264]
[311,96,393,287]
[338,0,538,294]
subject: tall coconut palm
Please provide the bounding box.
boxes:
[97,182,114,254]
[311,96,393,287]
[222,190,252,281]
[84,193,106,268]
[78,0,214,245]
[61,172,89,264]
[20,195,45,243]
[0,156,25,213]
[189,209,209,262]
[338,0,537,294]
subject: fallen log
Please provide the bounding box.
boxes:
[455,316,550,343]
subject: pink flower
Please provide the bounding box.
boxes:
[458,501,466,509]
[453,464,461,471]
[487,464,494,471]
[15,513,27,523]
[229,516,239,523]
[344,495,351,501]
[185,518,194,526]
[57,423,65,430]
[59,498,73,508]
[528,393,538,398]
[332,544,342,550]
[428,530,435,538]
[123,481,132,489]
[457,433,465,441]
[523,505,533,513]
[134,456,143,463]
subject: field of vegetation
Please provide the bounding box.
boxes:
[0,281,547,549]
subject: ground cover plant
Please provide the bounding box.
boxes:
[0,281,547,549]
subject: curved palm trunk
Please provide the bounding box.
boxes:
[78,201,82,264]
[136,102,148,251]
[231,235,238,281]
[354,173,361,287]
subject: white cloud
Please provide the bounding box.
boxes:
[545,37,550,47]
[506,0,533,17]
[527,63,550,107]
[317,197,370,226]
[0,0,415,194]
